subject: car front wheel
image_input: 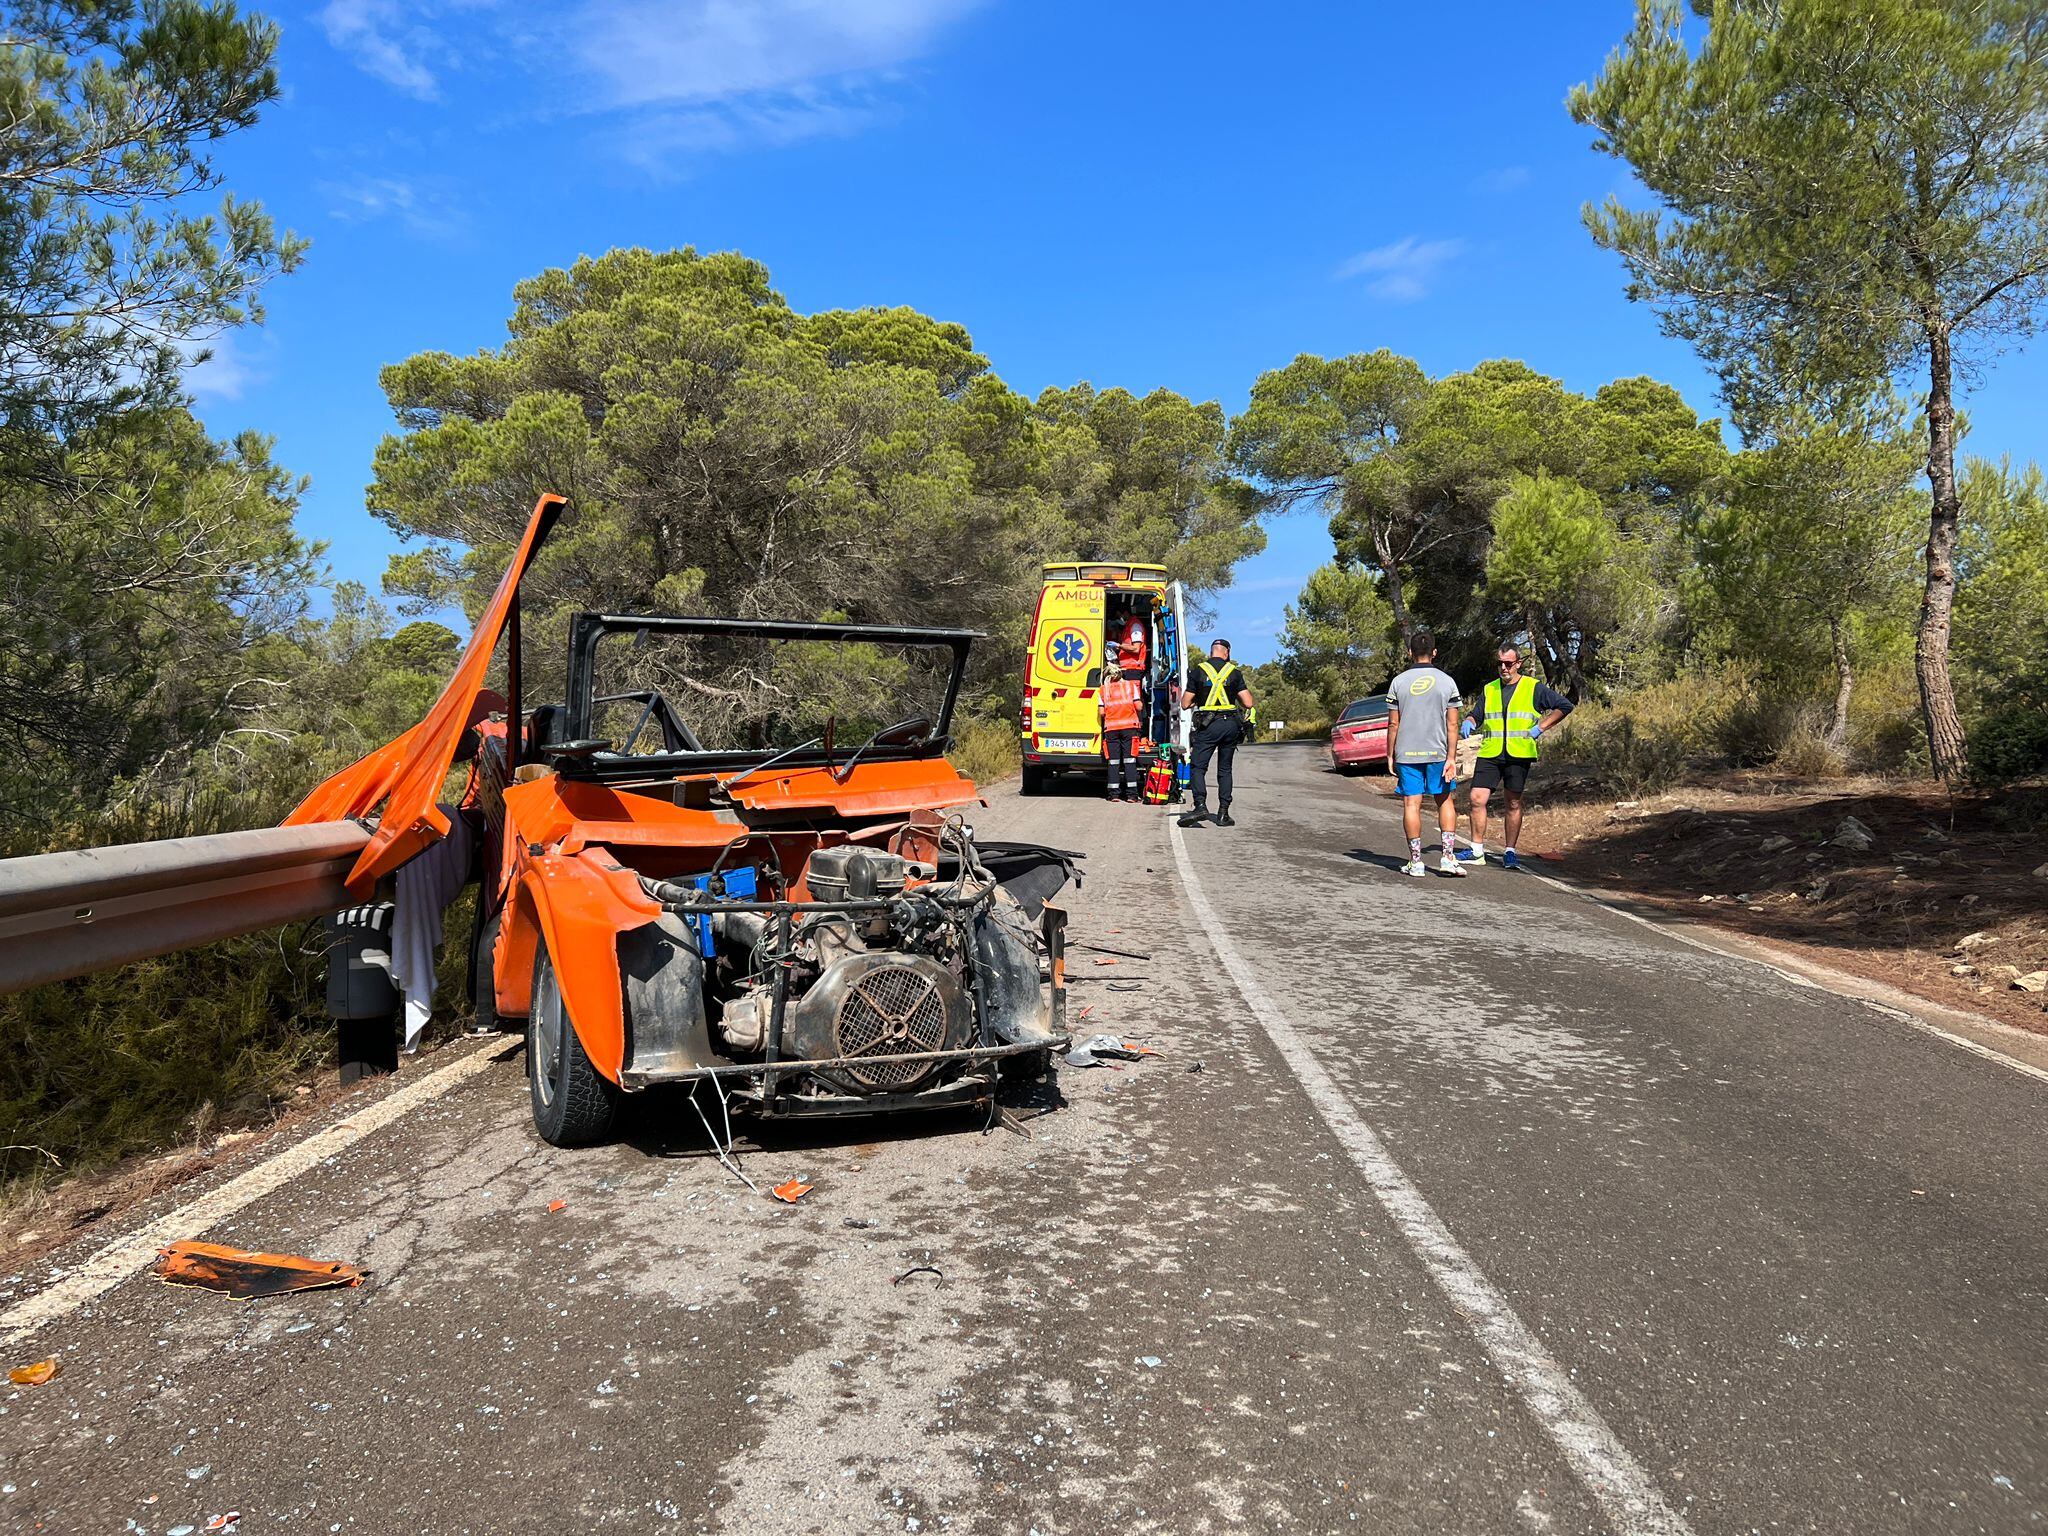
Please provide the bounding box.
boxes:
[527,940,621,1147]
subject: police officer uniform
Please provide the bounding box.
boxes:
[1179,648,1253,826]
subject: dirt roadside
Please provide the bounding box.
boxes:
[1350,752,2048,1037]
[1522,775,2048,1038]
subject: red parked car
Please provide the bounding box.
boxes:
[1329,695,1391,773]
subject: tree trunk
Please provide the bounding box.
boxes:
[1525,607,1565,691]
[1915,323,1969,780]
[1373,526,1413,642]
[1828,617,1853,753]
[1567,620,1594,703]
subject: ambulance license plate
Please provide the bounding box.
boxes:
[1040,736,1093,753]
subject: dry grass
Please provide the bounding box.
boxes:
[1556,661,1928,796]
[950,714,1022,785]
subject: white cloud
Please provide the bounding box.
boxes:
[572,0,980,109]
[185,332,266,402]
[620,90,881,172]
[321,176,467,240]
[1334,236,1466,302]
[317,0,982,166]
[320,0,441,100]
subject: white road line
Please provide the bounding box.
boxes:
[0,1041,509,1347]
[1520,867,2048,1090]
[1169,818,1694,1536]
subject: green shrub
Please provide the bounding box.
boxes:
[1845,658,1927,774]
[1,789,483,1199]
[1568,708,1690,795]
[1969,704,2048,784]
[950,714,1021,785]
[0,926,332,1184]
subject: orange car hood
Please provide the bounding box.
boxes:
[284,493,566,893]
[723,759,978,818]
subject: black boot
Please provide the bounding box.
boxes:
[1216,805,1236,827]
[1177,807,1208,827]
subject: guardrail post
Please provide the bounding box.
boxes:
[324,904,400,1083]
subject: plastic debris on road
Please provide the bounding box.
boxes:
[151,1240,366,1300]
[546,1198,568,1213]
[1137,1355,1162,1368]
[206,1514,242,1532]
[893,1265,943,1286]
[772,1178,814,1204]
[1064,1033,1159,1068]
[8,1358,59,1386]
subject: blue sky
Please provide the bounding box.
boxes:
[190,0,2048,664]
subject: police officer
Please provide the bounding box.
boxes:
[1177,639,1255,828]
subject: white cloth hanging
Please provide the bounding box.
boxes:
[389,809,472,1051]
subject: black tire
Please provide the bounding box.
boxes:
[527,940,621,1147]
[470,909,506,1031]
[1019,764,1047,797]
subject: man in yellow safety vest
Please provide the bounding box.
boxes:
[1177,639,1255,828]
[1459,642,1573,870]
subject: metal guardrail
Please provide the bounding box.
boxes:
[0,821,371,996]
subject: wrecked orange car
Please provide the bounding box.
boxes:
[289,495,1072,1146]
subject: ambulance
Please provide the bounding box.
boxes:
[1019,562,1187,795]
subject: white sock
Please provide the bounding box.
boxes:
[1408,837,1422,860]
[1471,841,1485,855]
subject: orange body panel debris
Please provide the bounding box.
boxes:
[152,1240,366,1300]
[8,1358,59,1385]
[547,1199,568,1213]
[772,1179,814,1204]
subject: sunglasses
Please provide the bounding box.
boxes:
[1498,659,1520,669]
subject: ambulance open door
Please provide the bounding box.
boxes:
[1168,581,1190,767]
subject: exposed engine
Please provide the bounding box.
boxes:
[641,833,1051,1101]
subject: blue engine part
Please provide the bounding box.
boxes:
[689,865,758,957]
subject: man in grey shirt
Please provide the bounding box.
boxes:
[1383,629,1465,878]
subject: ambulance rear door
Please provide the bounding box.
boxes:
[1026,580,1106,758]
[1168,580,1189,755]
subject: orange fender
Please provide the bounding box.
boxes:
[508,850,662,1085]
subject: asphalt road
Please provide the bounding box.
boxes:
[2,741,2043,1534]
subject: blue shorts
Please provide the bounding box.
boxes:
[1395,760,1455,797]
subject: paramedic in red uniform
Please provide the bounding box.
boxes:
[1115,613,1148,672]
[1098,642,1145,802]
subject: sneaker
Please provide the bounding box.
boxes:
[1403,858,1428,878]
[1501,848,1521,871]
[1177,811,1208,828]
[1438,852,1467,876]
[1455,846,1487,865]
[1216,810,1235,827]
